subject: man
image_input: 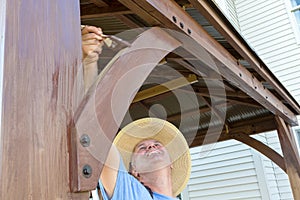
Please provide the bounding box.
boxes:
[81,26,191,200]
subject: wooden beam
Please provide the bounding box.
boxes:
[80,4,132,19]
[199,96,228,127]
[0,0,87,199]
[115,14,142,28]
[124,0,298,125]
[275,116,300,199]
[189,0,300,115]
[71,27,181,191]
[187,115,277,147]
[133,74,198,103]
[89,0,108,7]
[196,88,249,98]
[226,98,262,108]
[118,0,161,26]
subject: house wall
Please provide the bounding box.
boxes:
[182,140,266,200]
[235,0,300,103]
[183,0,300,199]
[212,0,241,31]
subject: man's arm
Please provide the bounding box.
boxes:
[81,25,120,198]
[100,144,120,197]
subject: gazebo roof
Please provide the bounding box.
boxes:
[75,1,300,197]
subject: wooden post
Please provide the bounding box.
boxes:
[0,0,88,199]
[275,116,300,199]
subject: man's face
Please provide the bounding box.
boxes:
[131,139,172,173]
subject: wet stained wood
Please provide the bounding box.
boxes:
[0,0,88,199]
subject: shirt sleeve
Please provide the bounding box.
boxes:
[98,157,153,200]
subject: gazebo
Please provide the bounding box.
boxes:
[1,0,299,199]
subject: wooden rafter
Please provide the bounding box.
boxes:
[187,115,277,147]
[199,95,228,127]
[81,3,132,19]
[118,0,298,125]
[114,14,142,28]
[89,0,109,7]
[132,74,198,103]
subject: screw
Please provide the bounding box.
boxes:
[80,134,90,147]
[172,16,177,23]
[180,22,184,29]
[82,165,92,178]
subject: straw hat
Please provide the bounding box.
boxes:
[113,117,191,196]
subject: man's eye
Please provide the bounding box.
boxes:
[139,146,146,150]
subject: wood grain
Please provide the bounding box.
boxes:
[0,0,87,199]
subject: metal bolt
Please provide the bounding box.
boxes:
[172,16,177,23]
[82,165,92,178]
[80,134,90,147]
[180,22,184,29]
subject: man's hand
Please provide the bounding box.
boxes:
[81,25,104,64]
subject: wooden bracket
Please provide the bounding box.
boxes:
[69,27,181,192]
[230,132,286,172]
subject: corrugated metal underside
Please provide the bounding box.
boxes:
[79,0,294,146]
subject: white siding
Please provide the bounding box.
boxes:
[212,0,241,31]
[235,0,300,103]
[185,140,264,200]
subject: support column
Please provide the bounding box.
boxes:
[0,0,87,199]
[275,116,300,200]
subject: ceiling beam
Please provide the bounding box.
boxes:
[133,74,198,103]
[186,115,276,147]
[81,4,132,19]
[89,0,108,7]
[189,0,300,115]
[114,14,142,28]
[118,0,161,26]
[120,0,298,125]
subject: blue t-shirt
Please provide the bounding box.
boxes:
[99,160,177,200]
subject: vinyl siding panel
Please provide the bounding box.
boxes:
[212,0,241,31]
[186,140,264,200]
[235,0,300,107]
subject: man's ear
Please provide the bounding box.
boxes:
[129,162,140,179]
[131,169,140,179]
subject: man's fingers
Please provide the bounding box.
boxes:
[81,25,103,37]
[82,34,103,42]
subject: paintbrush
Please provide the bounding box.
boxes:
[101,34,132,48]
[81,25,131,48]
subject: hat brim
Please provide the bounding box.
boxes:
[113,117,191,196]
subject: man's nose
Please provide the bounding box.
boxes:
[147,144,156,150]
